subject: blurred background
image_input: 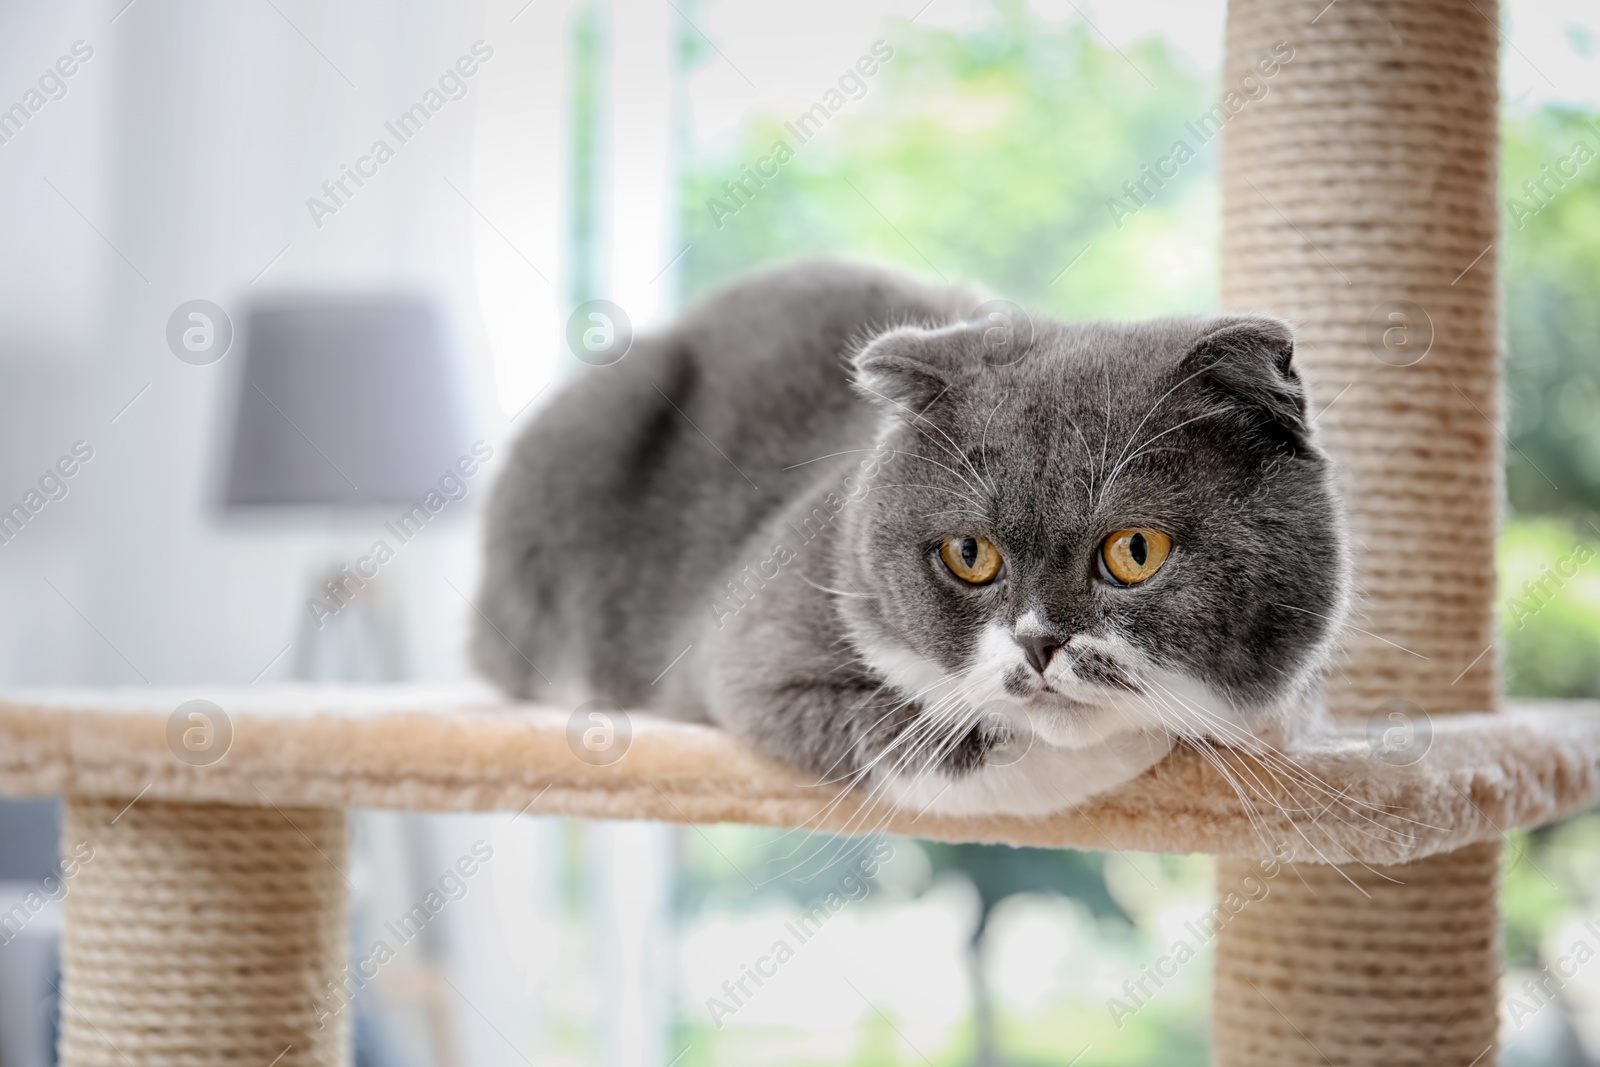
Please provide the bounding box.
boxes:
[0,0,1597,1063]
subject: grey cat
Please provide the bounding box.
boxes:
[473,259,1349,816]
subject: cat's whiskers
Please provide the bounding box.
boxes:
[1186,734,1430,858]
[1137,684,1333,841]
[1142,675,1421,835]
[819,648,867,679]
[812,640,891,681]
[1106,357,1223,487]
[1097,368,1113,506]
[799,574,878,600]
[1131,685,1290,858]
[901,687,981,774]
[1140,678,1418,888]
[1145,687,1318,825]
[758,668,934,857]
[1273,602,1423,660]
[880,405,996,498]
[896,402,997,499]
[815,688,972,849]
[850,662,993,810]
[925,508,992,522]
[858,483,986,509]
[855,382,995,497]
[979,394,1007,495]
[759,682,947,876]
[858,705,981,843]
[808,667,971,790]
[888,661,1054,803]
[854,694,962,789]
[855,700,969,832]
[781,651,1384,871]
[853,684,993,837]
[1100,410,1228,503]
[819,710,940,825]
[861,678,977,789]
[779,447,887,471]
[1131,684,1309,845]
[785,446,990,504]
[1190,741,1297,860]
[1068,419,1098,506]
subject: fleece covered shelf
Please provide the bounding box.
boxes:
[2,686,1597,864]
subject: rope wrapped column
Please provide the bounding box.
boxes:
[58,798,351,1067]
[1216,844,1501,1066]
[1215,0,1503,1063]
[1222,0,1502,716]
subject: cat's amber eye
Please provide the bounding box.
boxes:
[1101,529,1172,585]
[940,535,1004,585]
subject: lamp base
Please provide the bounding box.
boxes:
[292,563,407,682]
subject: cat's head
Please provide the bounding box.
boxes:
[836,312,1350,813]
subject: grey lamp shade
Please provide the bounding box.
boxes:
[223,296,474,508]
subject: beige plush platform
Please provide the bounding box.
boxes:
[3,686,1597,864]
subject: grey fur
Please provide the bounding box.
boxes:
[473,259,1349,811]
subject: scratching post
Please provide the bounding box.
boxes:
[1215,844,1502,1065]
[1216,0,1504,1064]
[1221,0,1502,715]
[58,798,350,1067]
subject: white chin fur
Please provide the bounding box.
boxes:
[882,728,1175,817]
[855,623,1244,817]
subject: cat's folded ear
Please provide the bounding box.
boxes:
[1178,316,1311,454]
[850,325,958,412]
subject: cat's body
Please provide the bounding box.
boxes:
[474,260,1349,816]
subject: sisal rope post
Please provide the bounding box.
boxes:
[1215,0,1504,1063]
[1215,844,1502,1065]
[58,798,351,1067]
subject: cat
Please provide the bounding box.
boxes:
[472,259,1349,817]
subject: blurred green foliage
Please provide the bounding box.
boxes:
[920,842,1124,924]
[1504,110,1600,519]
[680,12,1217,320]
[1499,518,1600,699]
[1499,109,1600,697]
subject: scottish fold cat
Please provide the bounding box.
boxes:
[473,260,1348,816]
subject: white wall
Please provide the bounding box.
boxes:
[0,0,529,687]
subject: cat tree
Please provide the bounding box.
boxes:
[1,0,1593,1063]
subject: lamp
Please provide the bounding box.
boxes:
[223,296,473,508]
[221,294,476,680]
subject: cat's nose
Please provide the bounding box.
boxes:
[1015,633,1061,674]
